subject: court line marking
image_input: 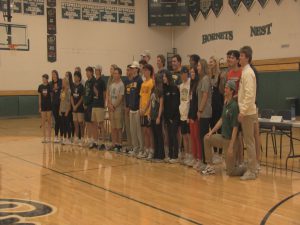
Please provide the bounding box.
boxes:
[62,162,139,174]
[260,163,300,174]
[260,192,300,225]
[0,152,202,225]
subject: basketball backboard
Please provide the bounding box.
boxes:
[0,23,30,51]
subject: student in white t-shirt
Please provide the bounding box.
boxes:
[179,66,192,166]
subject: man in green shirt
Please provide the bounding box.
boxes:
[201,80,246,176]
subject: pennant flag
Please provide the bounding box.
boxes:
[228,0,241,14]
[211,0,223,17]
[258,0,268,8]
[199,0,212,19]
[188,0,201,21]
[242,0,254,11]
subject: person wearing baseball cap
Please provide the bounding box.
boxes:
[201,80,246,177]
[128,61,144,156]
[140,50,151,63]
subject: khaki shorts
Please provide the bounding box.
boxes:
[73,112,84,122]
[91,107,105,123]
[110,110,123,129]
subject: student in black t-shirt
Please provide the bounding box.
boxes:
[90,65,106,150]
[38,74,52,143]
[71,71,85,146]
[84,67,96,147]
[150,76,165,161]
[50,70,63,143]
[163,70,180,163]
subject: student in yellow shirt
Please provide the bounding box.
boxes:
[138,64,154,159]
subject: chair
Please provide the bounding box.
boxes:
[259,109,277,157]
[275,110,294,159]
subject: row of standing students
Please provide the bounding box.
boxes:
[38,46,259,180]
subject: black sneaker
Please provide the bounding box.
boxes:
[89,143,97,149]
[116,145,122,152]
[97,144,106,151]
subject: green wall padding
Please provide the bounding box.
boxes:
[19,96,39,116]
[0,96,19,117]
[257,71,300,114]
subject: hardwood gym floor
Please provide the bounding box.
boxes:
[0,118,299,225]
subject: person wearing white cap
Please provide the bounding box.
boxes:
[141,50,151,63]
[128,61,144,156]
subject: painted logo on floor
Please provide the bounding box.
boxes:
[0,199,56,225]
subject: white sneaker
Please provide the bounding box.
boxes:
[54,136,60,143]
[146,151,153,160]
[183,155,190,165]
[193,160,200,169]
[78,139,83,147]
[212,154,223,165]
[186,158,195,167]
[201,165,216,175]
[240,170,257,181]
[164,157,170,163]
[65,139,72,145]
[169,158,179,164]
[199,162,207,171]
[73,137,79,146]
[128,150,136,157]
[137,150,148,159]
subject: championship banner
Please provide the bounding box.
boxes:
[47,35,56,63]
[14,0,22,13]
[118,0,134,7]
[0,0,22,13]
[23,0,45,15]
[81,0,100,3]
[82,5,101,21]
[257,0,268,8]
[199,0,211,19]
[100,0,118,4]
[188,0,200,21]
[211,0,223,17]
[118,7,134,24]
[100,6,118,22]
[47,7,56,34]
[47,0,56,8]
[242,0,254,11]
[61,2,81,20]
[228,0,241,14]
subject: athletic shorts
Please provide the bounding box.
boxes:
[180,120,190,135]
[84,105,92,122]
[91,107,105,123]
[110,110,123,129]
[41,105,52,112]
[73,112,84,123]
[140,116,151,127]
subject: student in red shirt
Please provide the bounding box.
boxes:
[226,50,242,97]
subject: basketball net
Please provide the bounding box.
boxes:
[8,44,17,55]
[8,44,16,50]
